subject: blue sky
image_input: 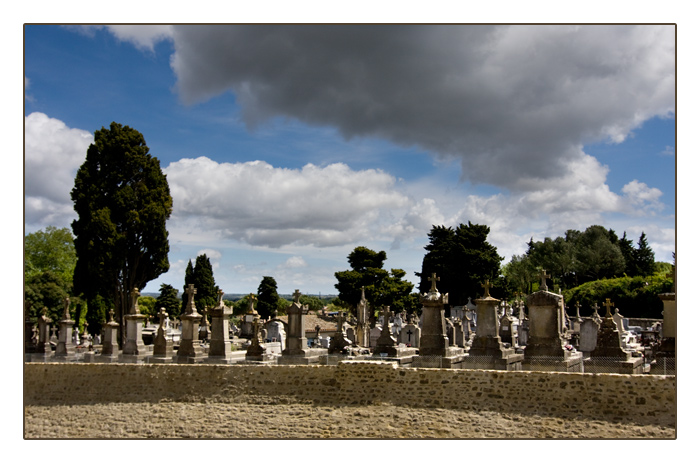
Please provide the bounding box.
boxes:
[24,24,676,296]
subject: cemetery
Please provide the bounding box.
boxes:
[24,269,676,439]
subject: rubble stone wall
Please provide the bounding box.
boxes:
[24,361,675,421]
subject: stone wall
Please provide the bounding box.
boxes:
[24,361,675,422]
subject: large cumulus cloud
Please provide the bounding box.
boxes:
[168,25,675,190]
[164,157,411,247]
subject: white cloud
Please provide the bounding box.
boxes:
[661,145,675,156]
[24,112,93,229]
[164,156,411,248]
[621,180,664,215]
[68,25,173,52]
[279,256,308,269]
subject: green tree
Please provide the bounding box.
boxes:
[24,271,71,321]
[417,223,502,304]
[24,226,77,288]
[618,231,635,275]
[335,246,415,316]
[137,296,157,319]
[574,225,625,281]
[192,254,218,312]
[257,276,280,319]
[181,260,195,313]
[631,232,656,276]
[71,122,172,345]
[155,283,181,319]
[502,254,537,295]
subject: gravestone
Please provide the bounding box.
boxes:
[207,290,234,362]
[150,308,174,363]
[266,319,286,346]
[579,317,600,353]
[355,288,370,348]
[412,274,465,368]
[122,288,151,361]
[369,326,382,347]
[99,309,121,362]
[445,318,455,346]
[55,297,76,358]
[454,319,466,348]
[328,311,352,354]
[245,319,266,361]
[522,284,582,372]
[373,306,415,362]
[199,307,211,342]
[176,284,205,363]
[278,290,326,364]
[399,323,420,348]
[346,326,356,345]
[34,307,53,358]
[239,294,259,339]
[587,299,643,374]
[463,280,523,371]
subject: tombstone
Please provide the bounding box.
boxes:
[55,297,76,358]
[369,326,382,348]
[150,308,174,363]
[522,282,582,372]
[445,318,455,346]
[199,307,211,342]
[399,323,420,348]
[391,311,404,336]
[413,274,464,368]
[266,319,287,347]
[278,290,326,364]
[499,309,517,347]
[245,318,266,361]
[176,284,205,363]
[373,306,415,362]
[587,299,644,374]
[345,326,356,345]
[34,307,53,357]
[122,288,151,361]
[328,312,352,354]
[579,317,600,353]
[239,294,259,339]
[100,309,121,362]
[463,280,522,371]
[454,319,466,348]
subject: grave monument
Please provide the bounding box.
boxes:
[176,284,205,363]
[99,309,121,362]
[54,297,76,359]
[373,306,416,363]
[207,290,235,362]
[278,290,326,364]
[121,288,151,361]
[587,299,644,374]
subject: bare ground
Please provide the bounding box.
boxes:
[24,397,675,439]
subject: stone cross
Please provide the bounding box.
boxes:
[428,273,440,293]
[217,289,224,307]
[62,297,71,319]
[130,288,141,314]
[575,301,582,321]
[158,308,168,330]
[247,294,258,313]
[293,289,302,304]
[185,284,197,314]
[336,312,346,332]
[481,279,492,298]
[591,302,600,319]
[539,269,549,291]
[108,309,115,323]
[603,298,614,318]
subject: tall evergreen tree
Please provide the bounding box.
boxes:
[417,222,502,305]
[186,254,218,313]
[71,122,172,344]
[181,260,195,313]
[156,283,181,319]
[618,231,635,275]
[632,232,656,276]
[257,276,280,319]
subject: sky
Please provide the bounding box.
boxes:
[23,24,677,296]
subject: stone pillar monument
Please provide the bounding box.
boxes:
[522,280,583,372]
[100,309,121,362]
[150,307,174,363]
[413,274,464,368]
[176,284,204,363]
[587,298,643,374]
[355,286,370,347]
[208,290,234,362]
[328,311,352,354]
[279,290,326,364]
[245,318,266,361]
[34,307,53,358]
[55,297,76,358]
[463,280,523,370]
[122,288,150,361]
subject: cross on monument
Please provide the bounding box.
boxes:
[603,298,614,318]
[217,289,224,306]
[108,309,115,323]
[406,329,413,343]
[158,307,168,329]
[539,269,550,291]
[185,284,197,314]
[293,289,302,304]
[428,273,440,293]
[481,279,492,298]
[336,311,346,332]
[591,302,600,318]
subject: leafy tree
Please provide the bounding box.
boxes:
[155,283,181,319]
[299,294,325,312]
[618,231,636,275]
[181,255,219,314]
[501,254,537,295]
[631,232,656,276]
[574,225,625,281]
[137,296,157,319]
[71,122,172,345]
[257,276,280,319]
[335,246,415,316]
[24,271,71,321]
[24,226,77,288]
[417,222,502,305]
